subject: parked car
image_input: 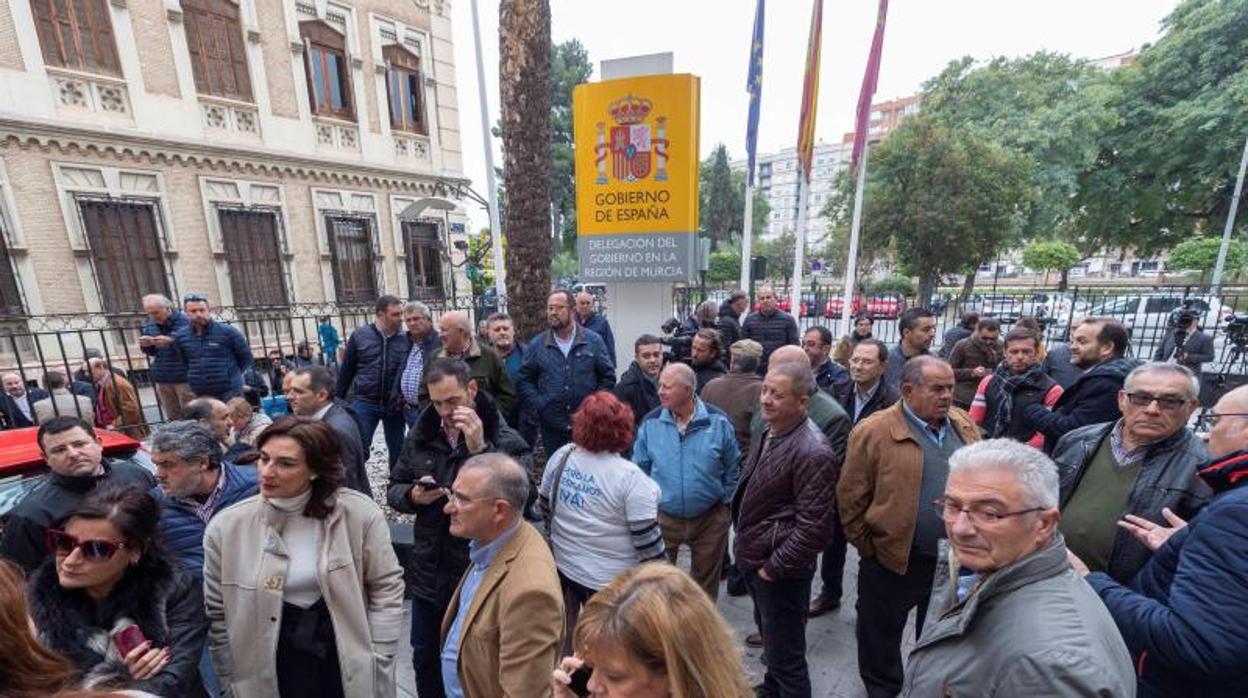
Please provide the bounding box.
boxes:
[1071,294,1231,344]
[0,427,145,522]
[825,292,907,319]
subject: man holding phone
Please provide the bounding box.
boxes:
[388,359,532,698]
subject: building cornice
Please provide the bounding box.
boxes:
[0,116,470,197]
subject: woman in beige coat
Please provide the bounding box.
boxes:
[203,417,404,697]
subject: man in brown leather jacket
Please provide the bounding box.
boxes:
[732,362,838,697]
[838,355,981,698]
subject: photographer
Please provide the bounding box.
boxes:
[1154,312,1215,376]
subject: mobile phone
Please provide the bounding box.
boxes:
[568,666,592,697]
[415,480,448,490]
[112,624,148,657]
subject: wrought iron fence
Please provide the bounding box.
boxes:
[0,296,499,428]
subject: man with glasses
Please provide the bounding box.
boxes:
[1051,362,1210,584]
[838,356,981,697]
[1070,385,1248,697]
[173,293,253,401]
[388,359,531,698]
[440,453,562,697]
[0,416,154,572]
[902,439,1133,696]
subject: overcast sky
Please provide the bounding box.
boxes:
[447,0,1182,231]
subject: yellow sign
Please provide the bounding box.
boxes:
[574,74,700,236]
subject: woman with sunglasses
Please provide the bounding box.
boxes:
[27,486,208,696]
[203,416,404,698]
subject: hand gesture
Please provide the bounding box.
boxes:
[123,641,170,681]
[452,406,486,454]
[409,476,447,506]
[552,655,587,698]
[1118,508,1188,552]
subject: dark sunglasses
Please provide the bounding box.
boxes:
[45,529,127,561]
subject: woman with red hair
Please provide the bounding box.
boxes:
[539,391,665,644]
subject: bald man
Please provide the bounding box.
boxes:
[575,291,616,366]
[633,362,740,600]
[2,371,47,429]
[417,311,515,416]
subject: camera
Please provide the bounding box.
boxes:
[659,317,695,363]
[1227,314,1248,347]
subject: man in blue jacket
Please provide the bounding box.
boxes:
[632,362,740,601]
[575,291,616,366]
[173,294,252,401]
[141,293,191,419]
[336,295,411,468]
[1071,383,1248,698]
[517,290,615,454]
[149,419,256,697]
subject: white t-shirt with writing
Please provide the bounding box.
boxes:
[539,445,661,590]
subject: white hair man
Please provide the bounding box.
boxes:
[902,439,1134,696]
[1050,361,1210,584]
[140,293,192,419]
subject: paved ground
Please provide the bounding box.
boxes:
[366,433,913,698]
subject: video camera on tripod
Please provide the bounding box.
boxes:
[659,317,697,363]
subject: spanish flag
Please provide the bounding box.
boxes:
[796,0,823,182]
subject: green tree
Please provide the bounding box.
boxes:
[1167,237,1248,284]
[858,116,1035,305]
[818,170,891,282]
[1021,240,1082,290]
[698,144,770,252]
[549,39,592,254]
[755,230,796,286]
[1073,0,1248,254]
[706,250,742,283]
[921,52,1119,251]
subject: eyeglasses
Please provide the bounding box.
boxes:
[45,529,127,561]
[1198,412,1248,429]
[931,498,1044,526]
[182,293,209,304]
[1122,392,1191,412]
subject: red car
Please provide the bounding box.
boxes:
[824,293,908,320]
[0,427,144,517]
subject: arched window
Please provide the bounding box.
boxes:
[181,0,252,101]
[383,44,426,135]
[29,0,120,75]
[300,20,353,120]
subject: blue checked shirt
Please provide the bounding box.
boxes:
[400,344,424,405]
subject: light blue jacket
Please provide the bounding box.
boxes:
[633,398,740,518]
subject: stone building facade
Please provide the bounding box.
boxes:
[0,0,472,335]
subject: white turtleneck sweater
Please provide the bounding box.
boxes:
[265,488,324,608]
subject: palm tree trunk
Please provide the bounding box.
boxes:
[499,0,552,340]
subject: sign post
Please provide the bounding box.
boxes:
[574,74,701,283]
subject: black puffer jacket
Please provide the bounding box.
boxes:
[1052,421,1212,584]
[1024,356,1140,454]
[387,390,531,603]
[732,418,838,580]
[717,301,742,347]
[613,362,660,428]
[334,324,412,413]
[741,310,799,371]
[28,546,208,697]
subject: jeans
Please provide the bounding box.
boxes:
[749,572,814,698]
[353,399,407,469]
[411,596,449,698]
[855,555,938,698]
[817,518,848,603]
[540,424,572,457]
[199,643,220,696]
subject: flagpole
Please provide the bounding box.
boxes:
[469,0,506,301]
[840,144,868,339]
[1211,130,1248,294]
[791,171,810,312]
[740,182,755,289]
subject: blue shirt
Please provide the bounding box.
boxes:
[901,401,951,446]
[441,522,521,698]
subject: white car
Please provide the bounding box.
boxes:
[1074,294,1230,344]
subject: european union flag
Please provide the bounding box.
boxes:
[745,0,765,187]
